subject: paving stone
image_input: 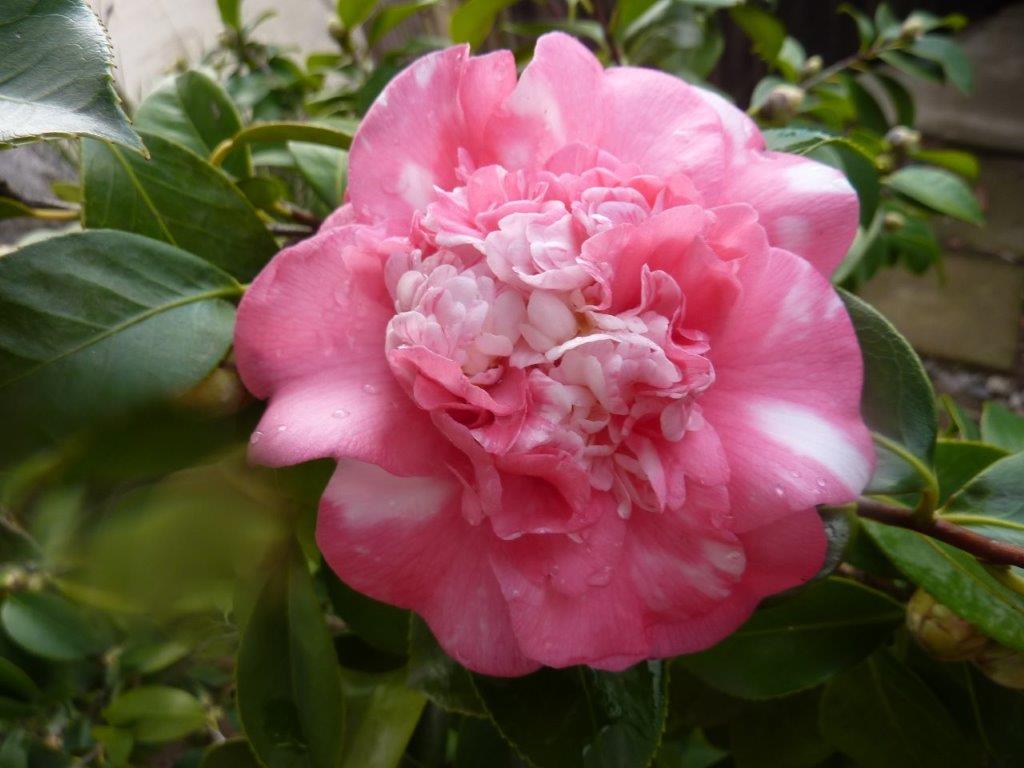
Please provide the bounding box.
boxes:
[859,253,1024,372]
[938,154,1024,261]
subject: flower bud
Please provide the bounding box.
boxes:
[906,589,990,661]
[885,126,921,154]
[900,16,927,42]
[1,567,27,591]
[176,365,249,417]
[975,644,1024,690]
[760,85,805,121]
[883,211,906,232]
[801,55,823,78]
[328,17,347,44]
[25,573,46,592]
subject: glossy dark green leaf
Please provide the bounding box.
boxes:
[0,592,111,661]
[82,133,277,280]
[729,5,785,64]
[934,440,1008,505]
[886,214,940,273]
[879,50,944,83]
[456,717,525,768]
[863,520,1024,651]
[819,652,978,768]
[91,726,133,768]
[236,177,287,213]
[217,0,243,29]
[942,452,1024,548]
[289,143,348,210]
[654,729,728,768]
[911,35,972,93]
[103,686,207,744]
[473,662,667,768]
[939,394,980,440]
[914,149,978,181]
[839,4,875,50]
[134,71,251,178]
[873,73,915,127]
[886,166,983,226]
[730,690,832,768]
[406,616,485,716]
[682,578,902,699]
[0,199,34,221]
[839,290,937,495]
[963,666,1024,766]
[0,231,239,464]
[338,670,426,768]
[237,546,345,768]
[451,0,518,49]
[0,0,142,151]
[0,657,38,705]
[212,123,354,167]
[201,739,261,768]
[324,571,408,657]
[980,402,1024,454]
[842,75,889,134]
[367,0,440,44]
[337,0,378,28]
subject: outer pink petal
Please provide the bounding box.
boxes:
[718,151,859,277]
[692,86,765,153]
[737,507,827,597]
[317,461,538,676]
[701,247,874,532]
[600,68,726,193]
[347,46,516,231]
[486,33,606,170]
[234,226,448,476]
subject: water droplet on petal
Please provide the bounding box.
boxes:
[816,478,827,488]
[362,383,378,394]
[773,484,785,497]
[567,532,584,544]
[277,425,288,432]
[250,430,264,444]
[332,408,350,419]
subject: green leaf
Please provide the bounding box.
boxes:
[91,727,133,768]
[819,652,978,768]
[324,571,409,657]
[236,177,287,213]
[82,133,277,280]
[914,149,978,181]
[839,290,938,495]
[939,394,980,440]
[980,402,1024,454]
[450,0,518,49]
[838,4,875,50]
[289,143,348,210]
[0,231,239,464]
[729,690,832,768]
[337,0,378,29]
[728,5,785,65]
[863,520,1024,652]
[843,74,889,134]
[200,739,261,768]
[0,198,34,221]
[474,661,667,768]
[406,616,485,716]
[134,71,251,178]
[0,0,142,151]
[339,671,426,768]
[211,122,354,167]
[886,214,940,274]
[367,0,440,45]
[873,72,915,127]
[942,452,1024,548]
[775,37,806,82]
[934,439,1009,504]
[0,658,38,704]
[654,729,728,768]
[878,50,944,84]
[237,546,345,768]
[682,578,902,699]
[455,717,525,768]
[886,166,983,226]
[0,592,111,661]
[911,35,972,93]
[217,0,243,29]
[103,686,207,744]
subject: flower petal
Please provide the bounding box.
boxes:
[317,461,538,676]
[701,247,874,531]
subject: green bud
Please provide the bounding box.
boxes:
[801,55,823,78]
[886,126,922,153]
[0,567,27,591]
[883,211,906,232]
[906,589,990,661]
[760,85,805,121]
[176,366,249,417]
[900,16,927,41]
[328,18,347,44]
[975,643,1024,689]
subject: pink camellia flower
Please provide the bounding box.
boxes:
[235,34,874,676]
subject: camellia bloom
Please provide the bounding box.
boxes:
[235,34,874,675]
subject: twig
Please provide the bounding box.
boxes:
[837,563,912,601]
[856,498,1024,568]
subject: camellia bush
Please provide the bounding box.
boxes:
[1,1,1022,767]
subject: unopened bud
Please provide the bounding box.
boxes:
[886,126,922,153]
[760,85,805,121]
[25,573,46,592]
[1,567,27,591]
[883,211,906,232]
[328,18,347,44]
[176,366,249,417]
[900,16,927,41]
[876,153,895,173]
[801,55,823,78]
[975,643,1024,689]
[907,589,990,661]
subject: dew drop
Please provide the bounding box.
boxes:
[567,532,584,544]
[332,408,350,419]
[773,484,785,497]
[250,430,264,444]
[587,565,613,587]
[276,425,288,432]
[816,478,827,488]
[362,383,378,394]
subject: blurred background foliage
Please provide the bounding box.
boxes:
[1,1,1023,767]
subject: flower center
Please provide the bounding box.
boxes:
[383,153,715,519]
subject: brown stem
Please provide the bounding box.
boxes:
[856,498,1024,568]
[837,562,912,601]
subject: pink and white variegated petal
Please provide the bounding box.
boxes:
[317,461,538,676]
